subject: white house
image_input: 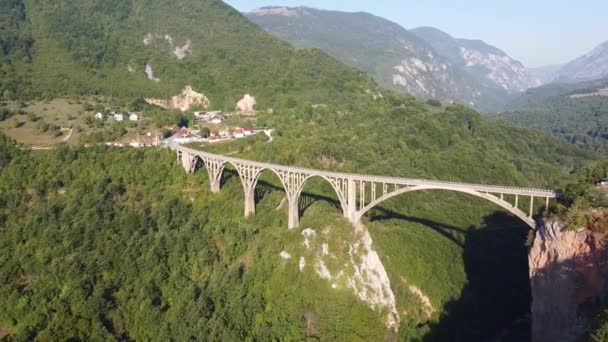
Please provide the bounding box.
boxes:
[95,112,103,120]
[243,127,252,136]
[210,115,223,124]
[129,113,139,121]
[234,129,244,139]
[114,113,124,122]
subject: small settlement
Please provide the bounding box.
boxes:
[95,111,140,122]
[163,110,262,144]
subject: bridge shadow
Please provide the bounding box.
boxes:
[221,168,467,247]
[367,209,468,248]
[411,211,532,342]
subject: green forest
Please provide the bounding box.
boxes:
[0,134,561,341]
[500,77,608,154]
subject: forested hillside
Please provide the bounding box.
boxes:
[0,0,375,109]
[500,77,608,153]
[0,0,605,340]
[0,92,597,340]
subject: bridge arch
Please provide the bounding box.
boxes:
[355,185,536,228]
[298,174,349,216]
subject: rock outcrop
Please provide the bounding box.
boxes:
[236,94,256,114]
[145,86,210,112]
[529,220,608,342]
[298,227,400,330]
[143,33,192,60]
[145,64,160,83]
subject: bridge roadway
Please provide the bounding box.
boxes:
[170,143,558,229]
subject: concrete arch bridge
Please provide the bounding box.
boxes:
[169,144,559,229]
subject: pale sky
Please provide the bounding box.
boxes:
[223,0,608,68]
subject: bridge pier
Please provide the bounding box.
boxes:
[235,163,263,219]
[244,188,256,217]
[179,152,196,174]
[203,159,225,194]
[287,197,299,229]
[346,178,360,227]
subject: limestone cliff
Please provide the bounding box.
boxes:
[236,94,257,114]
[285,226,400,330]
[145,86,210,112]
[529,220,608,342]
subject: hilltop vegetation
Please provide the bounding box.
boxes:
[0,0,375,109]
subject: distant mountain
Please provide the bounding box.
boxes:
[558,40,608,82]
[410,27,541,93]
[247,7,541,112]
[527,64,562,84]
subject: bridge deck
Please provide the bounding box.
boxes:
[170,144,558,198]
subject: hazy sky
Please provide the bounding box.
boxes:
[224,0,607,68]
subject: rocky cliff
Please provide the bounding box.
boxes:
[529,220,608,342]
[145,86,210,112]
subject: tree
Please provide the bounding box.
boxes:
[426,99,442,107]
[200,127,210,138]
[0,108,9,121]
[127,98,146,112]
[2,89,12,101]
[161,128,173,139]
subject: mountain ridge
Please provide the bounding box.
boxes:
[247,6,542,112]
[558,40,608,82]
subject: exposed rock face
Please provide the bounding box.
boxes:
[143,33,192,60]
[411,26,542,93]
[459,47,542,92]
[236,94,256,113]
[145,86,210,112]
[249,6,312,17]
[145,64,160,83]
[529,220,608,342]
[298,227,400,330]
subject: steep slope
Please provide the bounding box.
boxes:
[411,27,541,94]
[558,40,608,82]
[0,0,375,109]
[500,77,608,153]
[247,7,529,112]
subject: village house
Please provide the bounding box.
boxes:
[218,130,230,139]
[234,129,245,139]
[129,113,139,121]
[243,127,252,136]
[95,112,104,120]
[210,115,224,124]
[113,113,124,122]
[172,127,204,144]
[194,111,209,120]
